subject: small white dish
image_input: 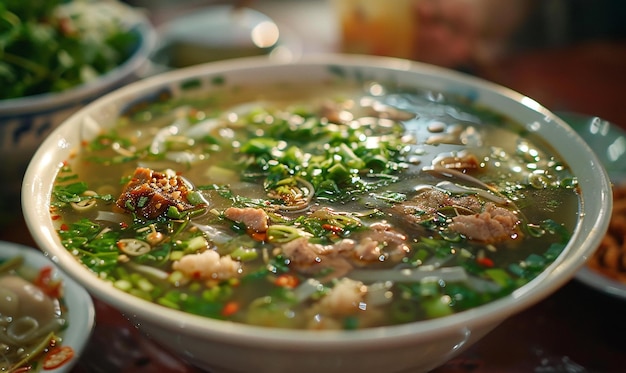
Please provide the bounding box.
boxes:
[0,241,95,372]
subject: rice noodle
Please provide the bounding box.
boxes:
[292,278,323,303]
[364,281,394,306]
[348,266,468,284]
[124,261,170,280]
[149,108,192,155]
[96,210,130,224]
[270,177,315,212]
[191,222,234,244]
[6,317,65,344]
[436,181,509,205]
[465,276,502,293]
[185,118,222,139]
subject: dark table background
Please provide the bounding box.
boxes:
[3,1,626,372]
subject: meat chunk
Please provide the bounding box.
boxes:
[281,222,412,279]
[116,167,194,219]
[395,188,482,222]
[353,222,410,263]
[281,237,355,280]
[353,237,382,262]
[395,188,521,243]
[172,250,242,282]
[449,202,522,243]
[224,207,269,233]
[305,278,385,330]
[316,277,366,317]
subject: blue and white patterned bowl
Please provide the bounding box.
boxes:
[0,10,156,220]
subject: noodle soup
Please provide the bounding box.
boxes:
[50,78,579,330]
[0,255,71,371]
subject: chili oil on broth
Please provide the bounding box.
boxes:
[51,80,580,330]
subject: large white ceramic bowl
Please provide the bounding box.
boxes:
[0,4,156,220]
[22,55,613,373]
[0,241,95,373]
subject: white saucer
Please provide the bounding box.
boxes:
[560,111,626,300]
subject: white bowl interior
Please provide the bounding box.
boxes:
[21,55,613,372]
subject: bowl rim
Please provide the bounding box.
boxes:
[560,111,626,300]
[0,240,95,372]
[21,54,613,347]
[0,11,156,116]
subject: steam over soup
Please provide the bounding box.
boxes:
[51,79,579,330]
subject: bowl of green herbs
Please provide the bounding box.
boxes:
[0,0,156,221]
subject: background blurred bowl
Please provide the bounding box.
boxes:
[0,6,156,223]
[22,55,613,373]
[0,241,95,373]
[561,112,626,299]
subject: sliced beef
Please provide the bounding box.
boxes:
[394,188,521,243]
[281,237,355,280]
[449,202,522,243]
[224,207,269,233]
[281,222,411,280]
[354,222,410,262]
[394,188,482,223]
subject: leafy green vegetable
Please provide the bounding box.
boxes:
[0,0,143,99]
[52,181,113,207]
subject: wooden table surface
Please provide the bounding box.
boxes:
[3,1,626,372]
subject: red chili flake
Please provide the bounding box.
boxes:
[119,221,129,229]
[248,230,267,242]
[221,301,239,317]
[34,266,63,298]
[43,346,75,370]
[476,257,494,268]
[322,224,343,233]
[274,273,299,288]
